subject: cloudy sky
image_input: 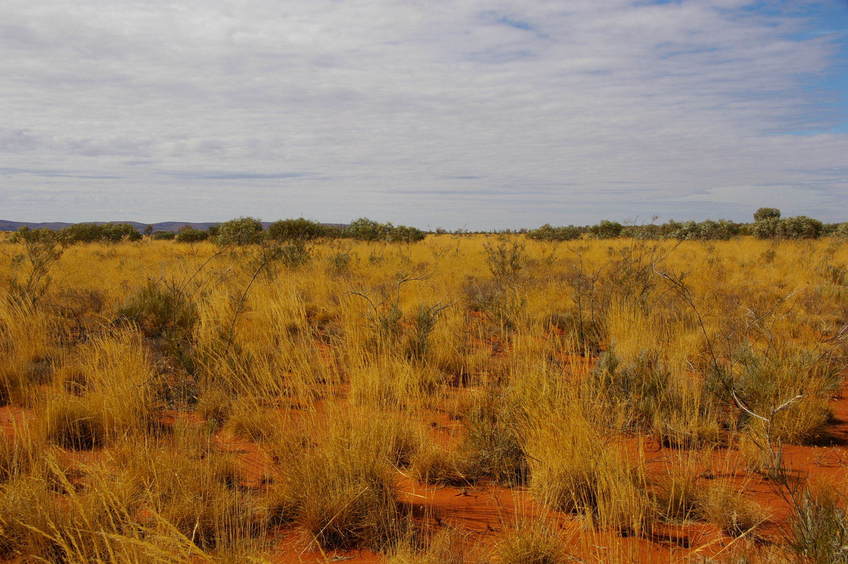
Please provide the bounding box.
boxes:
[1,0,846,229]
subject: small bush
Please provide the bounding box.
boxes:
[215,217,265,246]
[791,489,848,564]
[118,280,198,341]
[268,218,331,241]
[174,226,208,242]
[62,223,142,243]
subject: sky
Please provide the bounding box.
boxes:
[0,0,846,230]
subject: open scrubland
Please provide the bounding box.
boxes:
[1,232,847,563]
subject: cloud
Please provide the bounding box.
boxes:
[0,0,846,227]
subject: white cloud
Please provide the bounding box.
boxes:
[0,0,846,228]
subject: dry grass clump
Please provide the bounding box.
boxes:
[410,443,469,486]
[272,408,418,550]
[44,397,106,450]
[387,527,470,564]
[460,391,528,485]
[494,517,568,564]
[697,483,767,538]
[791,488,848,564]
[525,408,651,535]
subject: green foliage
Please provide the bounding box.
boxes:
[483,239,526,280]
[753,216,823,239]
[62,223,142,243]
[151,231,176,240]
[118,280,198,341]
[589,220,623,239]
[214,217,265,246]
[8,227,65,303]
[754,207,781,222]
[526,224,584,241]
[268,218,334,241]
[345,218,425,242]
[666,220,739,240]
[174,226,208,243]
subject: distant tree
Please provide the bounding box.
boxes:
[590,220,623,239]
[214,217,264,246]
[754,208,781,222]
[526,224,585,241]
[143,225,154,236]
[345,218,388,241]
[175,226,208,243]
[268,218,329,241]
[62,223,141,243]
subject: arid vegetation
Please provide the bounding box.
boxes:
[1,225,847,562]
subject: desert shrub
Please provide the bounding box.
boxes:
[484,239,526,280]
[271,240,312,268]
[753,216,823,239]
[268,218,330,241]
[151,230,176,240]
[174,226,208,242]
[791,489,848,564]
[832,223,848,239]
[62,222,142,243]
[346,217,388,241]
[526,224,584,241]
[589,219,623,239]
[730,346,838,443]
[327,251,352,275]
[8,227,65,304]
[404,304,447,362]
[666,220,739,240]
[118,279,198,341]
[386,224,426,243]
[344,218,424,242]
[754,207,781,222]
[215,217,265,245]
[588,349,671,431]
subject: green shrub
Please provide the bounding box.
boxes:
[753,207,781,222]
[792,490,848,564]
[589,220,623,239]
[151,231,176,240]
[268,218,332,241]
[526,224,584,241]
[62,223,141,243]
[215,217,265,245]
[174,226,208,242]
[117,280,197,341]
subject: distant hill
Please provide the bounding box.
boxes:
[0,220,346,233]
